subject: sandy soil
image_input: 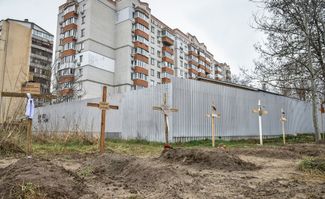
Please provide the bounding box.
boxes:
[0,144,324,199]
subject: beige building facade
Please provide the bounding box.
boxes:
[53,0,232,101]
[0,19,53,122]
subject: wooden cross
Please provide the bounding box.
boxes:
[252,99,268,145]
[87,86,118,154]
[1,90,56,156]
[206,102,221,147]
[280,108,287,144]
[153,93,178,147]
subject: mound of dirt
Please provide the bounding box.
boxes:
[243,178,325,198]
[0,158,95,199]
[284,144,325,157]
[160,148,259,171]
[0,141,25,156]
[232,144,325,160]
[232,147,302,160]
[82,153,202,198]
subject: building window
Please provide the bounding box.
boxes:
[79,55,83,63]
[151,26,155,33]
[80,42,84,50]
[81,29,85,37]
[150,80,155,86]
[150,69,155,77]
[151,58,155,65]
[157,71,161,78]
[151,36,155,44]
[157,61,161,68]
[82,16,86,24]
[157,50,161,57]
[150,47,155,55]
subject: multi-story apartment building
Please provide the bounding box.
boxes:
[0,18,53,122]
[53,0,231,101]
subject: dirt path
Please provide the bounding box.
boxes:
[1,144,324,198]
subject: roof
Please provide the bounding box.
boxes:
[195,77,302,101]
[1,18,53,37]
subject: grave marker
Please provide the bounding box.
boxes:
[252,99,268,145]
[206,102,221,147]
[87,86,118,154]
[153,93,178,148]
[1,88,56,155]
[280,108,287,144]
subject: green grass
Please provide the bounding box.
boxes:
[298,158,325,174]
[173,134,315,148]
[29,134,315,157]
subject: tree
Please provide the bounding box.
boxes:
[51,59,85,103]
[252,0,325,142]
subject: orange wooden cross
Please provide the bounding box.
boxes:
[87,86,118,154]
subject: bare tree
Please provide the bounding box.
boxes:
[252,0,325,142]
[51,59,86,104]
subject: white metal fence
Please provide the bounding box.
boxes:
[33,77,317,142]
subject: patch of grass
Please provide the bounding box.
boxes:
[32,142,98,155]
[107,139,163,157]
[77,166,94,178]
[298,158,325,174]
[14,182,45,199]
[173,134,315,148]
[29,134,316,157]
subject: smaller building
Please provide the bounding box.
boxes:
[0,19,53,122]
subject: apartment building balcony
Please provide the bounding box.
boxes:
[32,73,51,80]
[134,29,149,40]
[31,44,53,54]
[188,68,198,75]
[30,62,51,71]
[62,23,77,33]
[63,10,78,20]
[134,54,149,64]
[162,46,174,55]
[198,72,207,78]
[162,77,171,84]
[162,36,174,46]
[188,60,198,66]
[133,66,149,76]
[30,53,52,62]
[135,17,149,29]
[198,55,206,62]
[205,59,211,66]
[133,79,148,88]
[162,67,174,75]
[198,64,206,70]
[162,56,174,64]
[58,75,74,84]
[133,41,149,51]
[60,49,76,58]
[215,70,222,74]
[61,36,77,45]
[59,88,74,96]
[205,67,211,74]
[188,51,198,57]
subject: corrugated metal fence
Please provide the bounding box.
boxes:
[34,77,317,142]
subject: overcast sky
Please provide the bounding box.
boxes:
[0,0,264,75]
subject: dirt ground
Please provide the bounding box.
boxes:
[0,144,325,199]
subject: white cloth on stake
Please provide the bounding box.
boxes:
[25,93,35,119]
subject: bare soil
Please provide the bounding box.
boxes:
[0,158,96,199]
[160,148,259,171]
[0,144,325,198]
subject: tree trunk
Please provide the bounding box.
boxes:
[311,77,321,142]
